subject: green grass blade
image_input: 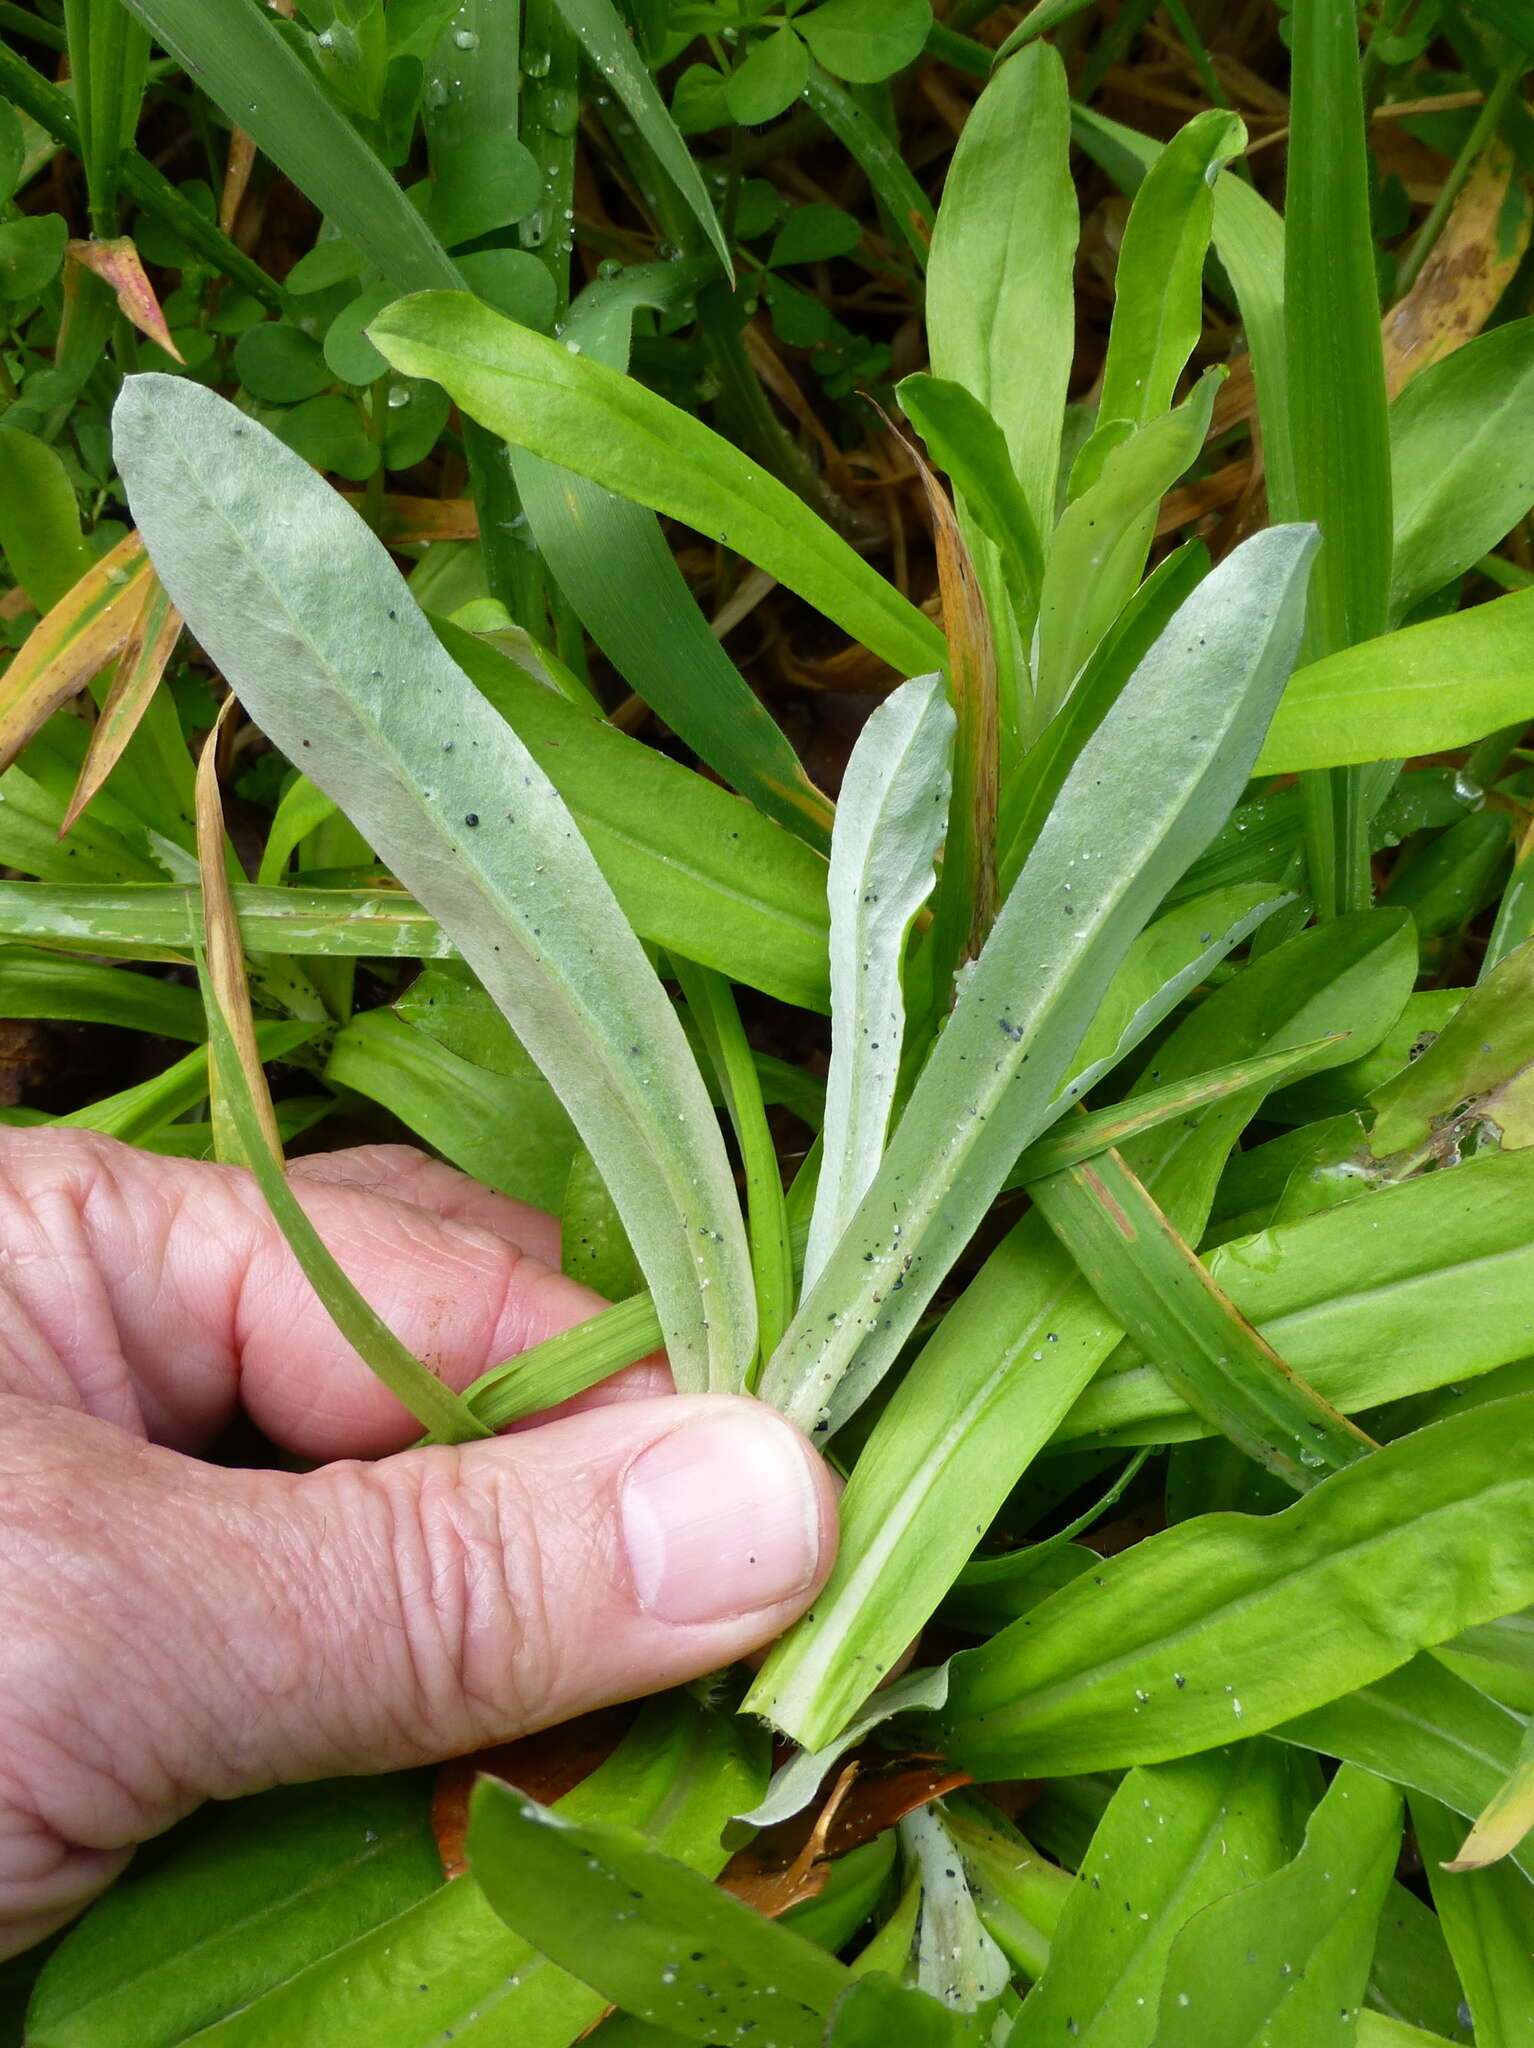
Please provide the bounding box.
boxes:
[114,373,754,1395]
[803,64,934,266]
[1031,1146,1375,1489]
[194,929,489,1445]
[1285,0,1394,917]
[1057,1148,1534,1449]
[120,0,459,294]
[371,292,942,678]
[670,956,794,1369]
[550,0,730,276]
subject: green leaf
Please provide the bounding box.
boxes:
[798,0,931,84]
[369,291,943,680]
[322,281,396,385]
[1095,108,1246,435]
[1155,1767,1401,2047]
[1278,1655,1532,1880]
[25,1776,443,2048]
[1033,1145,1374,1488]
[1369,935,1534,1156]
[725,27,809,125]
[550,0,731,275]
[1285,0,1393,916]
[121,0,459,295]
[1072,104,1297,530]
[1256,592,1534,772]
[450,1289,664,1435]
[757,525,1316,1443]
[500,447,835,855]
[1037,367,1222,715]
[770,203,863,266]
[750,901,1394,1751]
[198,930,489,1439]
[1390,320,1534,624]
[1060,1148,1534,1448]
[272,393,378,482]
[467,1781,850,2043]
[1010,1744,1298,2048]
[562,1142,643,1301]
[0,211,66,298]
[439,617,832,1007]
[425,134,542,248]
[113,373,753,1396]
[927,41,1076,549]
[327,1002,579,1211]
[233,320,333,404]
[0,423,94,611]
[897,372,1044,629]
[805,672,951,1291]
[824,1972,979,2044]
[941,1391,1534,1781]
[1413,1797,1534,2047]
[671,955,794,1362]
[0,945,206,1040]
[0,880,460,961]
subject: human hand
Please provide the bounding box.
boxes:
[0,1129,836,1957]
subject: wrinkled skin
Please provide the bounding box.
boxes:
[0,1130,836,1957]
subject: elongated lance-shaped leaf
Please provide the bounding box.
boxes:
[1031,1145,1376,1490]
[939,1392,1534,1783]
[731,918,1419,1750]
[927,40,1075,550]
[805,673,952,1293]
[897,373,1043,630]
[112,375,754,1394]
[1091,108,1246,446]
[370,293,943,681]
[468,1781,852,2042]
[758,524,1318,1439]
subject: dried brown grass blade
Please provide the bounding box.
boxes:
[196,695,283,1164]
[0,531,148,773]
[60,571,182,836]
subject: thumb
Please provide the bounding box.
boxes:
[1,1394,834,1941]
